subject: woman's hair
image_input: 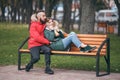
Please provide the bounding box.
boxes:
[46,18,59,27]
[53,20,59,27]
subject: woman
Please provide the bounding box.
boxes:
[44,19,96,52]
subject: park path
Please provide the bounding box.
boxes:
[0,65,120,80]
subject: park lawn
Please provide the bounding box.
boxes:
[0,22,120,73]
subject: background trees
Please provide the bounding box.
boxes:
[80,0,96,34]
[0,0,118,34]
[114,0,120,36]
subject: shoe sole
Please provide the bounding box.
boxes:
[45,71,54,74]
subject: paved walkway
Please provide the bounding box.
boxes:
[0,65,120,80]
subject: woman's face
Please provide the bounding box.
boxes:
[48,19,53,26]
[46,19,54,30]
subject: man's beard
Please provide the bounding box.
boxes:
[40,18,47,24]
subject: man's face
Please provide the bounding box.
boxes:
[37,12,47,24]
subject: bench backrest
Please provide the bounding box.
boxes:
[65,34,107,55]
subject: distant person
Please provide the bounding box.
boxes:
[44,18,96,52]
[26,10,54,74]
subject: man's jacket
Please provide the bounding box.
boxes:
[28,22,50,49]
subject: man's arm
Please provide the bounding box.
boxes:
[30,23,50,45]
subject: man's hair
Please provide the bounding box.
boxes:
[36,10,45,14]
[36,10,45,19]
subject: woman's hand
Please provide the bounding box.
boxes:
[54,30,60,37]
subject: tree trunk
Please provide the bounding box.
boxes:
[63,0,72,33]
[78,0,82,30]
[114,0,120,36]
[80,0,96,34]
[45,0,58,17]
[17,0,21,23]
[26,0,33,24]
[38,0,43,10]
[13,1,17,23]
[21,0,26,23]
[0,0,6,21]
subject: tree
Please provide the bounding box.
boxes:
[63,0,72,33]
[45,0,58,17]
[0,0,7,21]
[26,0,33,24]
[80,0,96,34]
[114,0,120,36]
[96,0,108,11]
[38,0,43,10]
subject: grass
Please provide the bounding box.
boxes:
[0,22,120,73]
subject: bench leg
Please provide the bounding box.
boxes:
[18,52,33,70]
[96,38,110,77]
[18,51,21,70]
[106,38,110,74]
[96,53,100,77]
[96,55,110,77]
[104,56,110,75]
[18,52,25,70]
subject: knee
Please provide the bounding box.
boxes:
[32,57,40,63]
[44,47,51,53]
[70,32,76,36]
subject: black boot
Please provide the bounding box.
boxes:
[45,53,54,74]
[25,63,33,72]
[45,66,54,74]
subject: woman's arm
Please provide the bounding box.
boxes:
[44,29,55,41]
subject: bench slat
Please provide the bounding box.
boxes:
[82,41,106,45]
[51,51,106,56]
[79,38,106,42]
[19,49,106,56]
[76,34,107,38]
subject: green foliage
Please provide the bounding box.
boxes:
[0,22,120,73]
[95,0,107,11]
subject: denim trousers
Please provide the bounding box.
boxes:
[62,32,82,49]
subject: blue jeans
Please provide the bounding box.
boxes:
[62,32,82,49]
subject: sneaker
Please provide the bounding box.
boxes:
[45,68,54,74]
[80,47,85,52]
[89,46,96,52]
[80,45,96,52]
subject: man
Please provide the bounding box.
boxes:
[26,10,54,74]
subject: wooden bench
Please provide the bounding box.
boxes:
[18,34,110,77]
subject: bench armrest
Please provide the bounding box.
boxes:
[97,38,110,56]
[18,37,29,50]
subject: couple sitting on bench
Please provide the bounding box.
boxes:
[26,10,96,74]
[31,13,96,52]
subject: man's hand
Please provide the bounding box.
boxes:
[50,42,52,44]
